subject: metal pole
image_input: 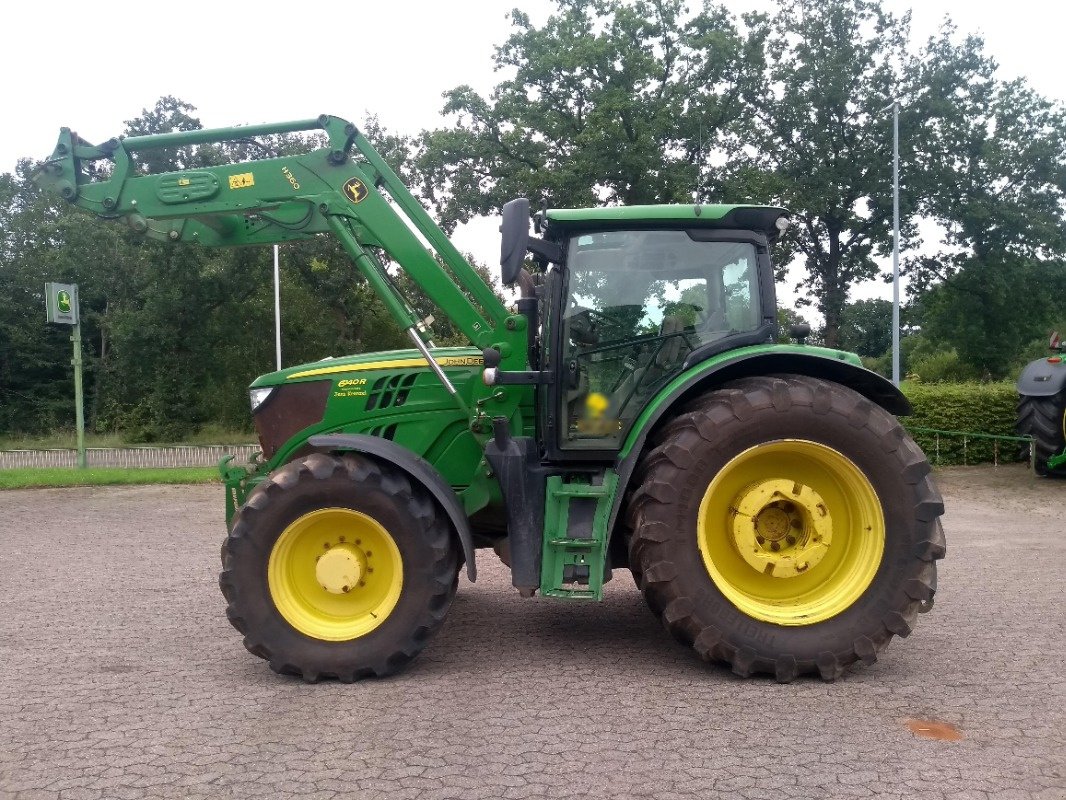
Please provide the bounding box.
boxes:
[71,289,86,468]
[891,101,901,387]
[273,245,282,370]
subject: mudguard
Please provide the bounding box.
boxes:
[1017,357,1066,398]
[606,349,911,555]
[308,433,476,581]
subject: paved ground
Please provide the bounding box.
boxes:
[0,464,1063,799]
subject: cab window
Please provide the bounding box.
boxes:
[561,230,760,449]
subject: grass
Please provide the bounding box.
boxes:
[0,425,255,450]
[0,467,220,489]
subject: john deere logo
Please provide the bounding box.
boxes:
[342,177,369,204]
[57,290,72,314]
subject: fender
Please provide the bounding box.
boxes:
[308,433,476,581]
[605,347,911,558]
[1017,357,1066,397]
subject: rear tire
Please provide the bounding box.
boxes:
[627,376,945,681]
[1017,391,1066,477]
[220,453,459,682]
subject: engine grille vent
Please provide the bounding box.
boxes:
[365,373,419,411]
[366,423,398,441]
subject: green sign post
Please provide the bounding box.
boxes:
[45,282,85,468]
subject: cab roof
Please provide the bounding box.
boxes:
[545,204,789,239]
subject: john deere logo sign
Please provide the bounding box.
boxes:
[45,282,78,325]
[342,177,369,204]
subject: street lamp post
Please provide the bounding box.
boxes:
[880,100,902,387]
[891,100,900,387]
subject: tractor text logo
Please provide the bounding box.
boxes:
[57,290,71,314]
[343,177,369,204]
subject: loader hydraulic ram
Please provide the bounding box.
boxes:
[35,114,944,682]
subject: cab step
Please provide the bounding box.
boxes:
[540,471,618,600]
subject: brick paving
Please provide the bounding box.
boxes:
[0,466,1063,799]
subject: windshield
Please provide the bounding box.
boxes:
[562,230,762,449]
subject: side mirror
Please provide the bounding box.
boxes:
[500,198,530,286]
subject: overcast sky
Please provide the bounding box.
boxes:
[2,0,1062,314]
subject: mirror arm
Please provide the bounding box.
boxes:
[527,237,563,266]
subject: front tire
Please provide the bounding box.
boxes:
[1017,390,1066,477]
[627,376,945,681]
[220,453,459,682]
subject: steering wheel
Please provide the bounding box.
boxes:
[576,306,624,325]
[568,305,630,346]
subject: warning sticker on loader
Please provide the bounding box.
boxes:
[343,177,369,204]
[228,172,255,190]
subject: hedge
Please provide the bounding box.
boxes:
[901,382,1021,466]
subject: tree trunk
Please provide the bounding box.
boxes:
[819,228,846,348]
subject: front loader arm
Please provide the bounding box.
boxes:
[33,115,512,352]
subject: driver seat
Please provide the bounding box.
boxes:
[655,314,686,367]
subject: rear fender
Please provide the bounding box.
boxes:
[1017,357,1066,397]
[605,350,910,565]
[307,433,476,581]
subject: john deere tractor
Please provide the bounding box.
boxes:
[1017,332,1066,476]
[35,115,944,682]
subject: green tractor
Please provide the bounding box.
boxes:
[1016,332,1066,476]
[35,115,944,682]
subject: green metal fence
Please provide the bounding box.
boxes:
[903,426,1034,471]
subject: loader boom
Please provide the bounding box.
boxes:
[34,115,516,358]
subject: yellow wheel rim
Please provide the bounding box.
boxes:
[697,440,884,626]
[268,508,403,641]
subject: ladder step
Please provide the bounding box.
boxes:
[540,471,618,601]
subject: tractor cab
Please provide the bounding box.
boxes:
[498,202,788,457]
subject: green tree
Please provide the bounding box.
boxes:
[837,298,892,358]
[733,0,916,347]
[907,30,1066,290]
[902,24,1066,377]
[919,258,1066,378]
[415,0,749,231]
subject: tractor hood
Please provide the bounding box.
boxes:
[249,346,485,388]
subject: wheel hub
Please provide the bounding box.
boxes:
[315,543,367,594]
[730,479,833,578]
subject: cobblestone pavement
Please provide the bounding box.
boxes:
[1,465,1063,799]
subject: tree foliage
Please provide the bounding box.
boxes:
[415,0,750,231]
[734,0,913,346]
[837,299,893,358]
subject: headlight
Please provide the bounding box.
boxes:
[249,387,275,413]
